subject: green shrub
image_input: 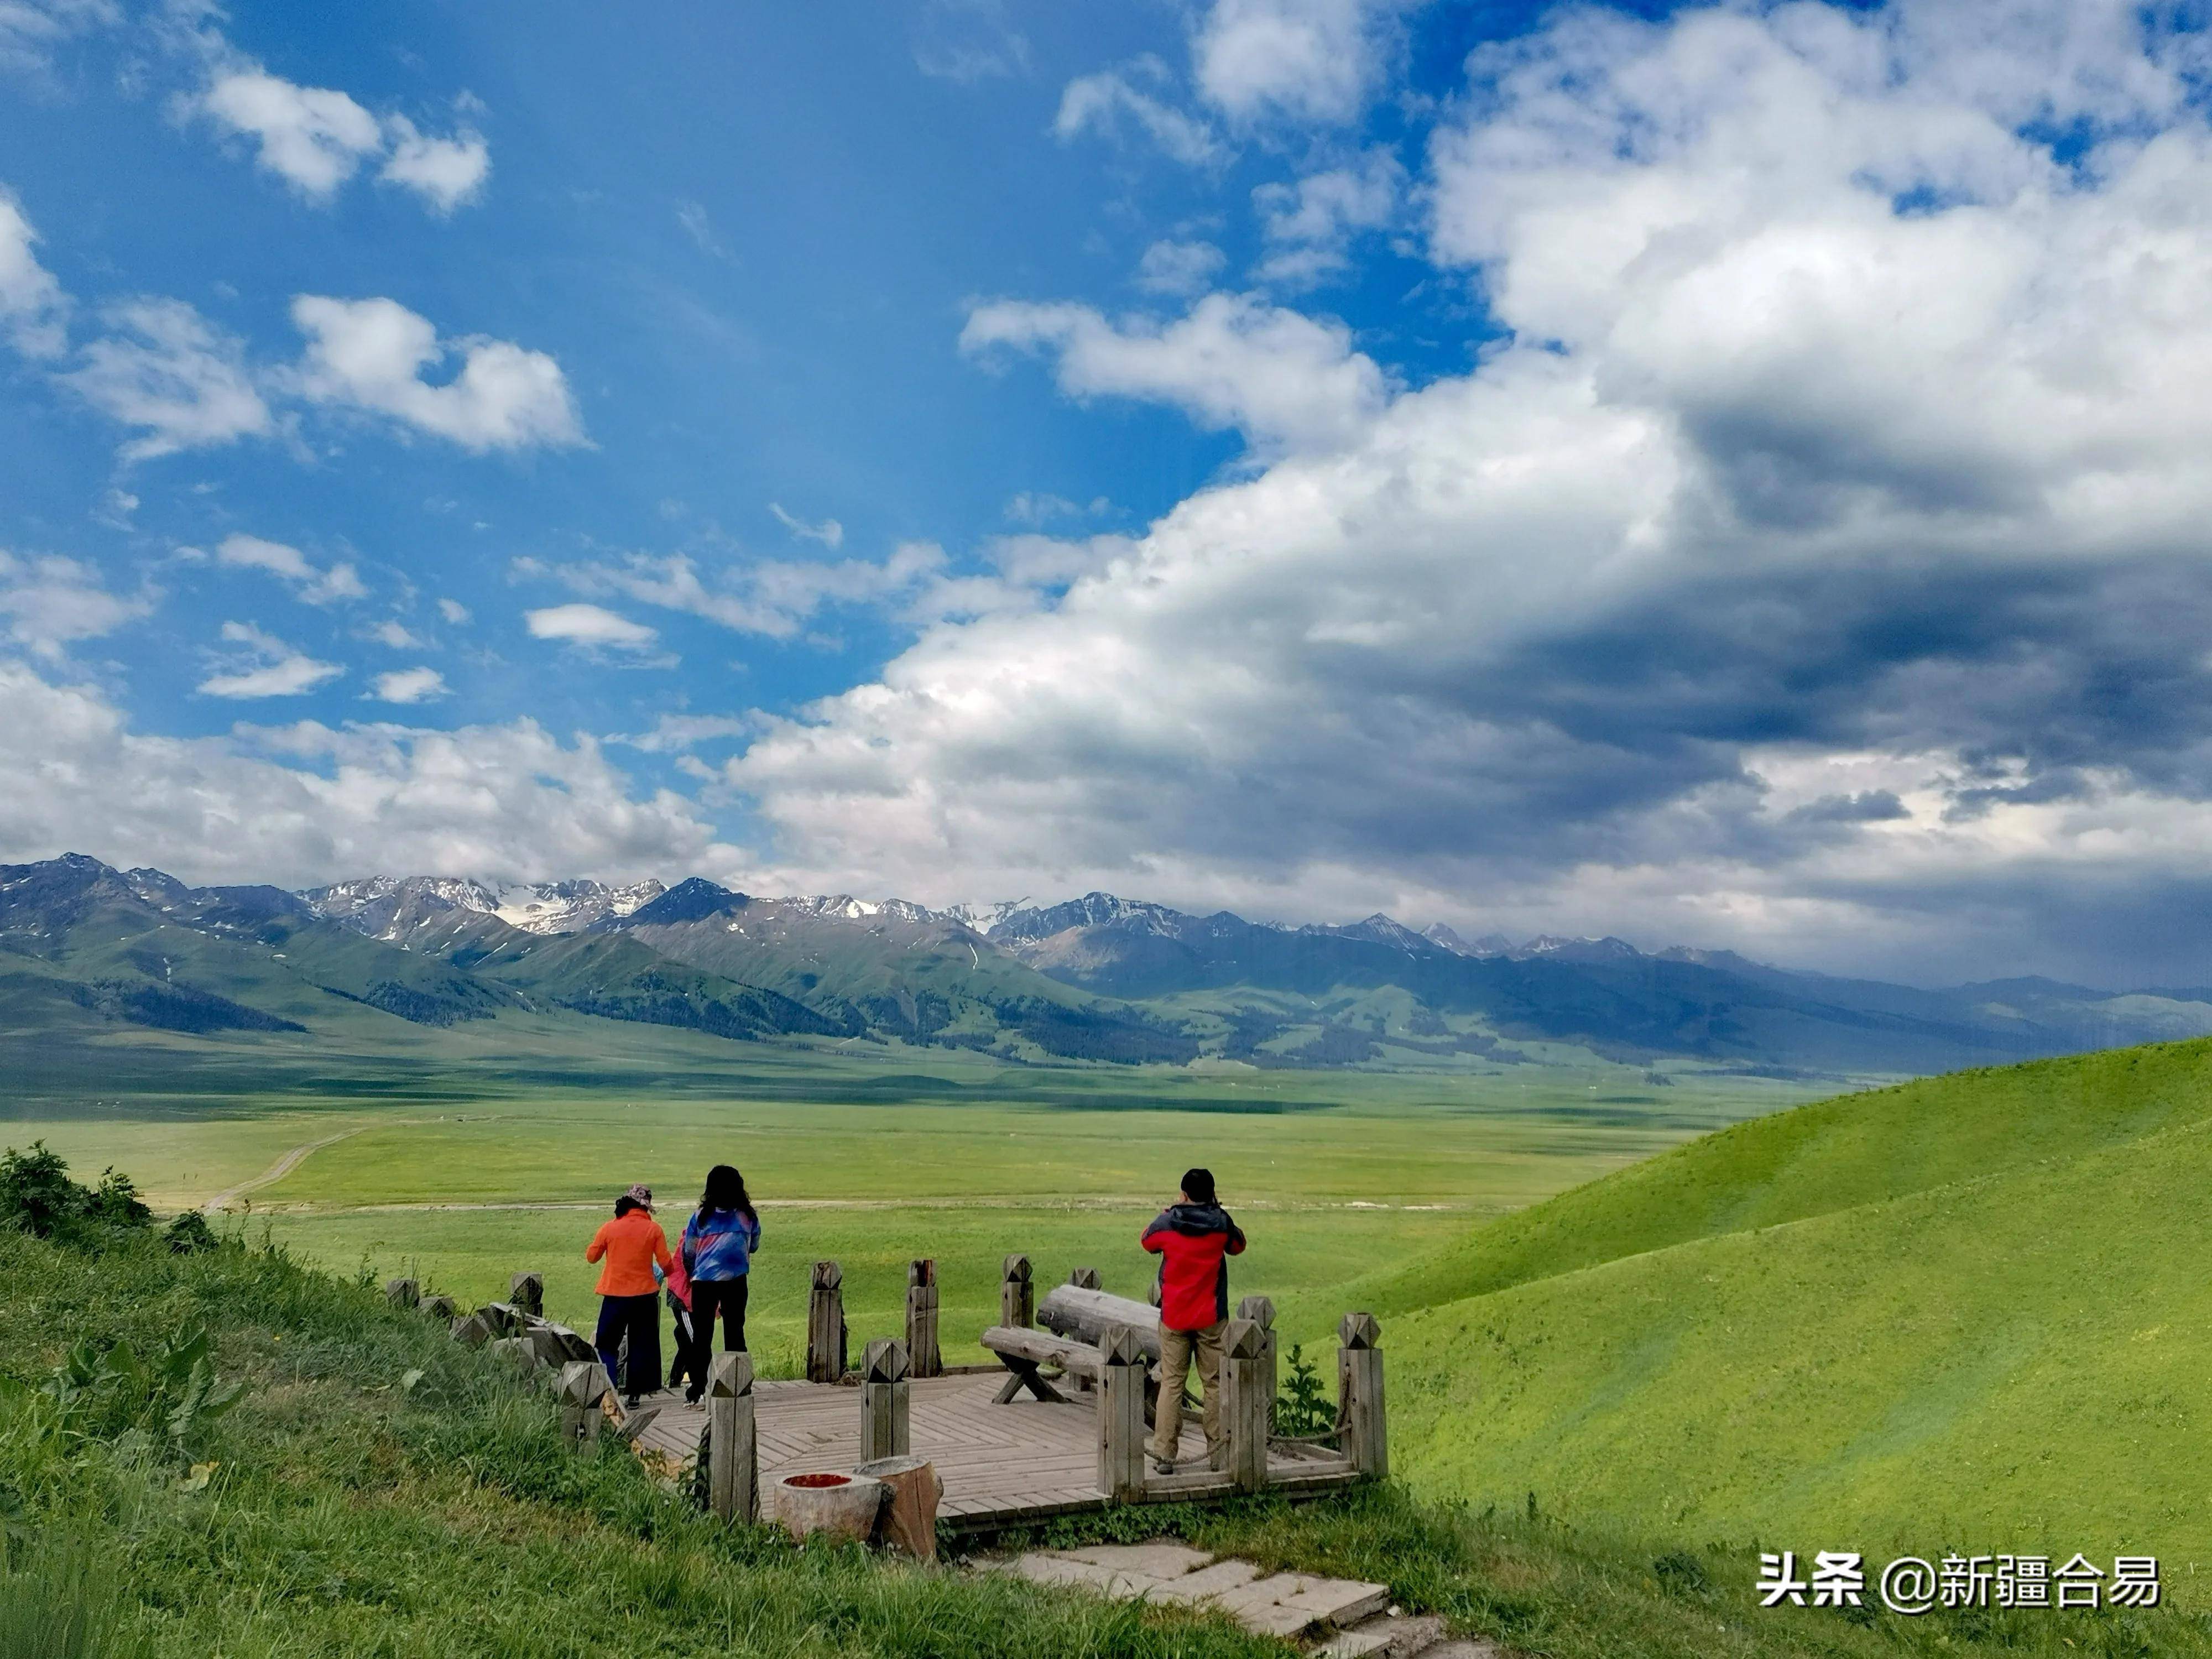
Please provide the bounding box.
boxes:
[1271,1343,1333,1438]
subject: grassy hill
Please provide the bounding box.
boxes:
[8,1147,2204,1657]
[1358,1038,2212,1567]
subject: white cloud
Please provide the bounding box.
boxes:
[197,620,342,698]
[769,503,843,549]
[1134,238,1227,297]
[535,542,947,641]
[436,597,471,625]
[290,295,585,453]
[215,533,366,606]
[717,0,2212,984]
[0,0,117,74]
[1192,0,1394,126]
[378,114,489,214]
[0,185,67,357]
[370,619,423,649]
[195,66,489,213]
[675,199,728,259]
[525,603,659,650]
[1054,62,1226,167]
[199,70,382,200]
[1252,148,1402,285]
[615,712,752,753]
[0,550,147,658]
[961,291,1390,455]
[63,298,271,461]
[369,666,446,704]
[0,659,734,889]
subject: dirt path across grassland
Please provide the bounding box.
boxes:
[202,1127,374,1214]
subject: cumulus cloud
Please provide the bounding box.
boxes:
[290,295,584,452]
[378,114,490,214]
[1054,60,1226,167]
[64,298,272,461]
[1252,148,1402,285]
[0,185,68,357]
[197,620,342,698]
[533,542,947,641]
[368,666,446,704]
[196,67,488,212]
[0,658,733,889]
[961,291,1390,455]
[1134,238,1227,297]
[0,550,147,658]
[524,603,659,651]
[1192,0,1396,126]
[718,0,2212,985]
[215,533,366,606]
[436,597,471,625]
[615,712,752,753]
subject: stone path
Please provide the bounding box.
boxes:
[986,1542,1504,1656]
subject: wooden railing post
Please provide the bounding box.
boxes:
[807,1260,847,1383]
[1000,1254,1033,1328]
[421,1292,457,1321]
[1337,1312,1386,1479]
[1070,1266,1102,1291]
[906,1259,941,1379]
[1238,1295,1277,1435]
[510,1271,544,1318]
[707,1351,757,1523]
[1223,1318,1269,1492]
[861,1338,911,1463]
[383,1277,419,1310]
[1096,1325,1146,1503]
[557,1359,606,1450]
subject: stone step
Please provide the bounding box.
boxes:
[1313,1611,1445,1656]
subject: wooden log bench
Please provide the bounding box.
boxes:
[979,1324,1103,1403]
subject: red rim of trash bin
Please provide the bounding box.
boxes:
[784,1473,852,1489]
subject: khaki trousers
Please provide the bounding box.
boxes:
[1148,1318,1226,1464]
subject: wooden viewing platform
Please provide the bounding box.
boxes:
[629,1369,1367,1531]
[445,1256,1386,1537]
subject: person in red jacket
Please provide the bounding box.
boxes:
[1140,1167,1246,1474]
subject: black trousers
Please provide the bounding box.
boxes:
[691,1276,750,1359]
[593,1292,660,1400]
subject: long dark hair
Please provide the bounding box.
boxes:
[700,1164,755,1224]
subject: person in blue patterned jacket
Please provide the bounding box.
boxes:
[679,1163,761,1405]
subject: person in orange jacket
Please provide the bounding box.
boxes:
[586,1182,674,1406]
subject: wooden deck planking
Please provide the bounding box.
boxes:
[630,1370,1346,1528]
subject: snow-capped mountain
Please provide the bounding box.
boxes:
[302,875,665,941]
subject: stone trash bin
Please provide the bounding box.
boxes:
[771,1471,884,1543]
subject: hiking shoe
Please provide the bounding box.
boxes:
[1151,1457,1176,1476]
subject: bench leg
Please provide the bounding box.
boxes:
[992,1359,1069,1405]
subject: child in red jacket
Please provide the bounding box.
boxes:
[1140,1167,1246,1474]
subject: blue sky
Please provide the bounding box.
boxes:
[8,0,2212,986]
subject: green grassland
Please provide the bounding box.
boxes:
[8,1180,2208,1657]
[1370,1038,2212,1572]
[9,1065,1803,1375]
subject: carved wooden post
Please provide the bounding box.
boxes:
[557,1360,606,1449]
[421,1292,457,1321]
[1238,1295,1277,1435]
[807,1260,847,1383]
[861,1338,911,1463]
[707,1351,757,1523]
[1070,1266,1102,1291]
[1223,1318,1270,1492]
[383,1276,419,1310]
[1000,1254,1033,1329]
[1096,1324,1146,1503]
[906,1259,942,1379]
[510,1271,544,1318]
[1337,1312,1386,1479]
